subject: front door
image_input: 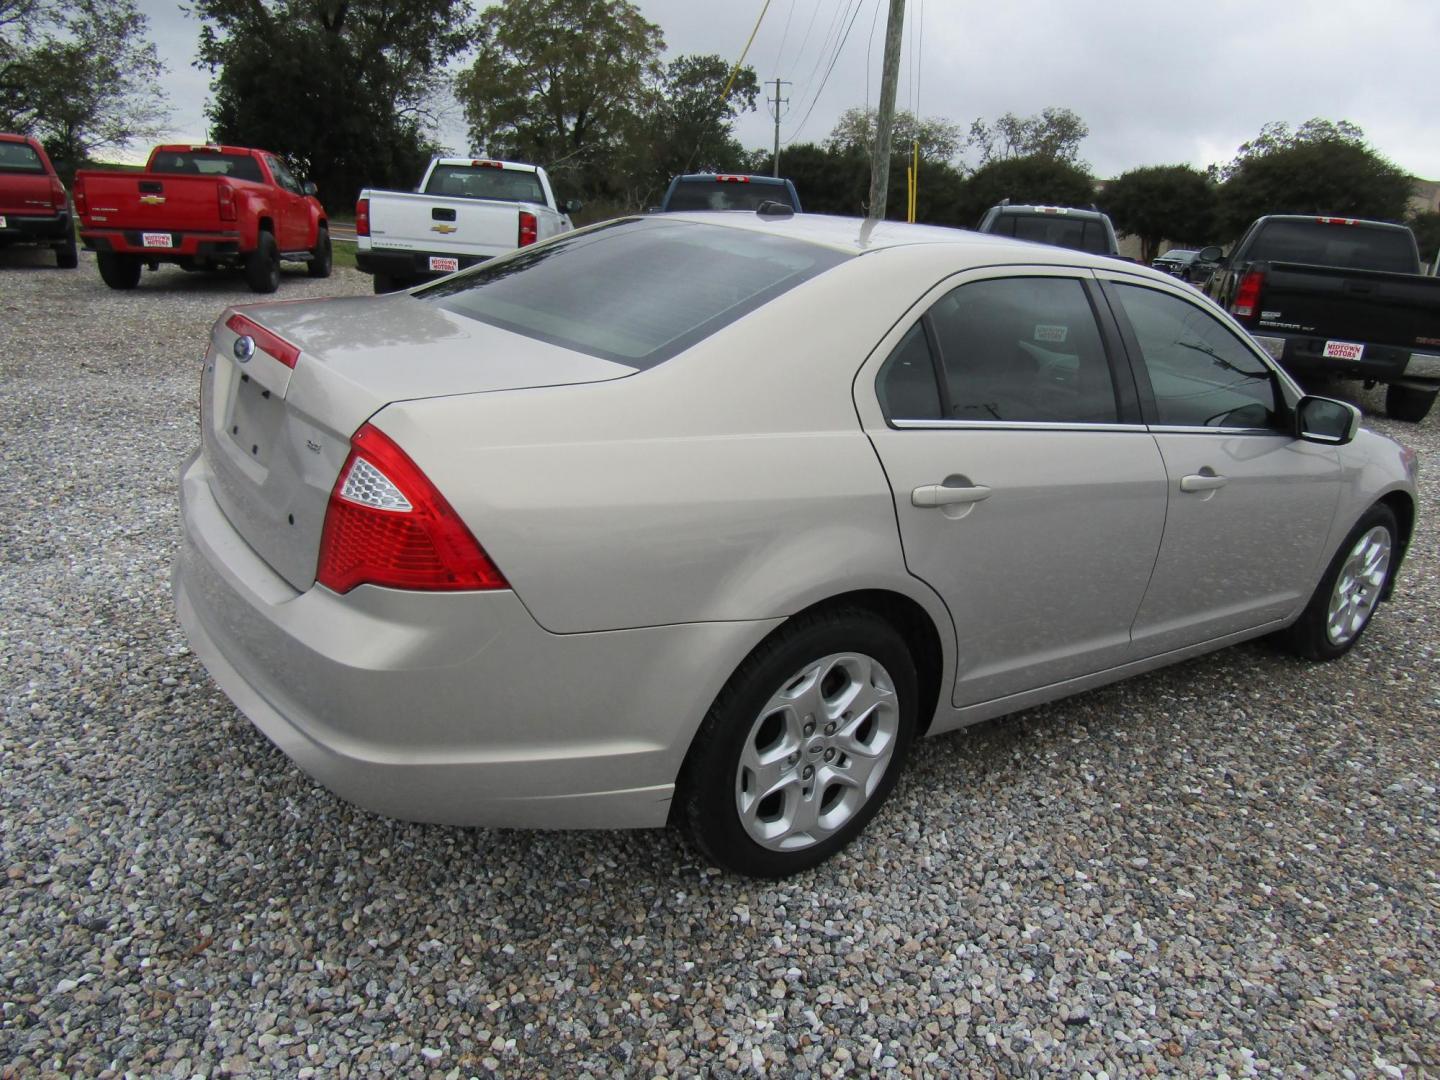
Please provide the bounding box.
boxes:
[860,269,1170,707]
[1099,277,1341,653]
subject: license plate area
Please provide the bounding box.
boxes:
[428,255,459,273]
[225,370,284,469]
[1322,339,1364,361]
[142,231,173,248]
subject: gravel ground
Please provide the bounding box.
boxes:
[1,247,1437,1078]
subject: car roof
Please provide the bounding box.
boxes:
[0,132,38,146]
[651,211,1135,270]
[991,204,1109,221]
[1255,213,1410,232]
[674,173,790,184]
[433,158,538,174]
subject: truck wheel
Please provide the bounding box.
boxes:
[97,252,141,290]
[1385,383,1437,423]
[55,232,79,269]
[307,225,332,278]
[245,231,280,293]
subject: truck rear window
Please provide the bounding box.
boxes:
[667,180,795,212]
[992,214,1111,254]
[417,218,848,368]
[1246,220,1417,274]
[0,142,43,173]
[423,165,547,204]
[149,151,263,183]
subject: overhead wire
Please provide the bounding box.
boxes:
[772,0,799,76]
[782,0,872,145]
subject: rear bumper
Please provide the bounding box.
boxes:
[0,209,70,242]
[1248,330,1425,385]
[356,246,490,281]
[173,449,776,829]
[82,229,242,260]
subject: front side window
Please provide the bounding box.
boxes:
[1111,283,1282,429]
[267,156,301,194]
[922,276,1118,424]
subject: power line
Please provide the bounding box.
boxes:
[783,0,871,145]
[794,0,856,111]
[772,0,799,75]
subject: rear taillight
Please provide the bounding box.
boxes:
[316,424,508,594]
[72,178,87,215]
[49,177,66,210]
[1231,269,1265,320]
[356,197,370,237]
[225,313,300,368]
[518,210,537,247]
[218,183,236,222]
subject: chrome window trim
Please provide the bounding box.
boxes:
[1145,424,1289,437]
[890,419,1150,433]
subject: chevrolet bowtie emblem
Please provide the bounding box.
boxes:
[139,195,166,205]
[431,223,458,234]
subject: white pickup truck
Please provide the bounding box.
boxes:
[355,157,579,293]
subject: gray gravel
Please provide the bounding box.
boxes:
[1,246,1437,1078]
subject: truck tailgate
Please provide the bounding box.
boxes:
[367,191,523,259]
[76,172,227,231]
[1255,262,1440,352]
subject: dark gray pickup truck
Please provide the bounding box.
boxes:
[1202,215,1440,422]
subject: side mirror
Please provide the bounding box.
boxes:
[563,198,583,214]
[1197,245,1223,262]
[1295,395,1361,445]
[302,181,318,197]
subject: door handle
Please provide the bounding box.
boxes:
[1179,471,1228,493]
[912,482,993,507]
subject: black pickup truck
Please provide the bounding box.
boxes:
[1202,215,1440,422]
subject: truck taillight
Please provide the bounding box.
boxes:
[1232,270,1265,320]
[49,177,66,210]
[356,197,370,237]
[518,210,537,247]
[316,423,508,594]
[72,178,87,215]
[217,183,236,222]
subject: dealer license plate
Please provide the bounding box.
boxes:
[1322,340,1364,361]
[428,256,460,273]
[142,232,173,249]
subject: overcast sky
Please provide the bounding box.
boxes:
[135,0,1440,180]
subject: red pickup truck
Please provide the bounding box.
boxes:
[73,144,330,292]
[0,133,77,269]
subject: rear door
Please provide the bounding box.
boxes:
[859,267,1169,707]
[1098,274,1341,653]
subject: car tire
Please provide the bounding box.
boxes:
[307,225,332,278]
[245,230,280,293]
[96,252,141,290]
[55,232,78,269]
[1281,504,1399,662]
[681,608,917,878]
[1385,383,1437,424]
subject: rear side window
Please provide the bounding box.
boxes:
[667,180,793,212]
[424,165,546,204]
[0,142,43,173]
[924,277,1118,423]
[1246,220,1416,274]
[1111,284,1282,429]
[876,324,943,420]
[418,218,848,368]
[150,152,263,183]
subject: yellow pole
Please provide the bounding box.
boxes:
[910,139,919,222]
[905,167,913,222]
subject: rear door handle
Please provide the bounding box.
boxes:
[912,482,992,507]
[1180,471,1228,493]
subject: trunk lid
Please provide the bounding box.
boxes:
[76,171,229,231]
[200,294,635,592]
[366,190,524,259]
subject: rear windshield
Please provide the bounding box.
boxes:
[666,179,794,212]
[423,164,546,204]
[991,213,1112,254]
[1246,220,1417,273]
[1158,249,1196,261]
[418,218,848,368]
[0,142,44,173]
[149,151,263,183]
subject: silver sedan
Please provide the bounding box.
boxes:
[174,212,1419,877]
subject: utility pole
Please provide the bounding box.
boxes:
[768,78,790,177]
[867,0,906,221]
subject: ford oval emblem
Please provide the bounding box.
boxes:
[233,335,255,363]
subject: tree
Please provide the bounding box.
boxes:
[0,0,167,174]
[1409,210,1440,270]
[955,155,1097,226]
[456,0,663,201]
[825,106,963,163]
[967,107,1088,168]
[1104,164,1217,263]
[195,0,472,207]
[1215,119,1413,237]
